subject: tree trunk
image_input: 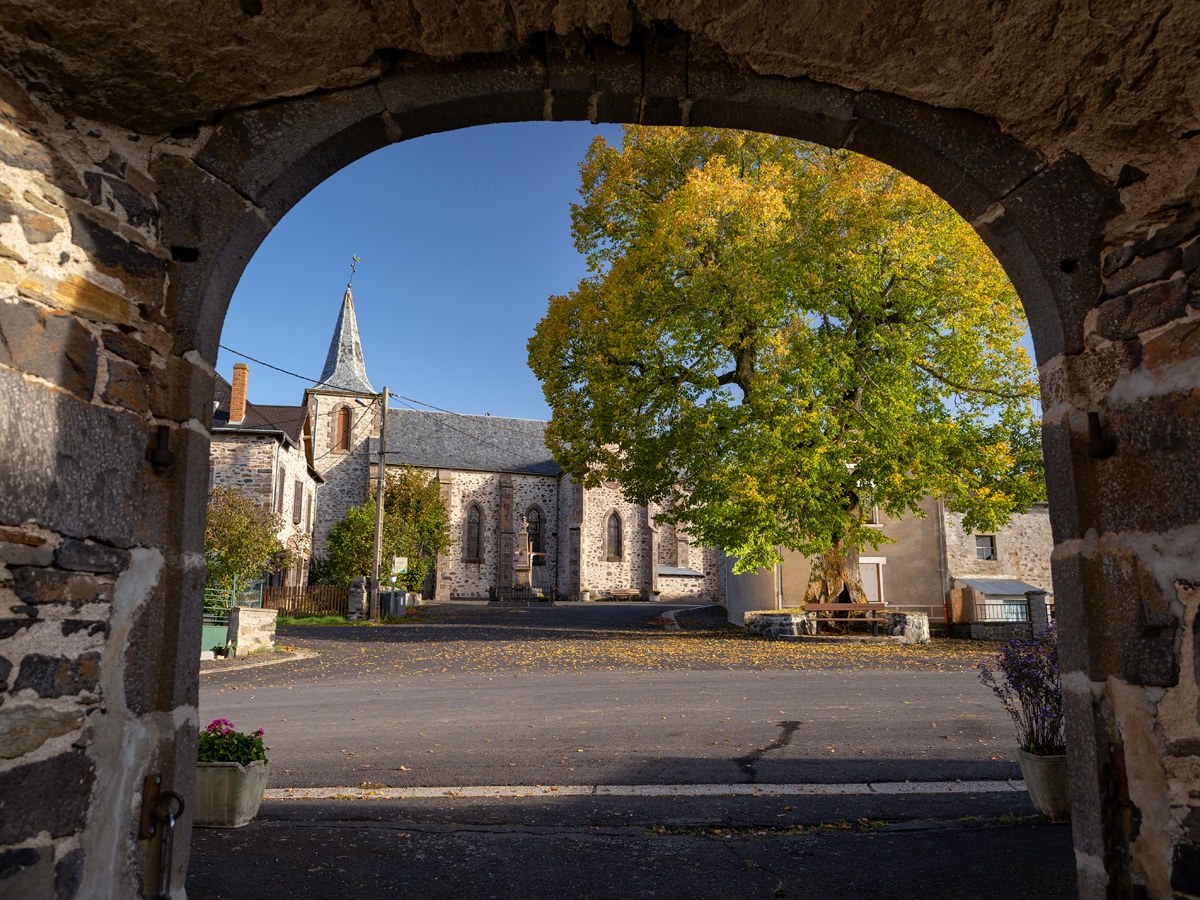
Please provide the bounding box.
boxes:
[802,540,869,605]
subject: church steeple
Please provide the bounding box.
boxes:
[317,283,375,394]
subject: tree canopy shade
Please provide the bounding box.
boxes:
[318,466,451,591]
[528,127,1044,602]
[204,486,285,590]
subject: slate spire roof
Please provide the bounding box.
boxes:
[317,284,375,394]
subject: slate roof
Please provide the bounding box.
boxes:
[370,408,562,477]
[955,577,1047,597]
[657,565,706,578]
[212,377,307,446]
[317,285,375,394]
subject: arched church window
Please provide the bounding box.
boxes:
[526,507,544,565]
[605,511,623,561]
[464,504,482,562]
[334,406,352,452]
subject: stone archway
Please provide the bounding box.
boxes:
[0,11,1198,899]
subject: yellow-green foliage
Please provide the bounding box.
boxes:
[205,486,285,589]
[529,127,1044,574]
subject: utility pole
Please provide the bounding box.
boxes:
[369,386,388,620]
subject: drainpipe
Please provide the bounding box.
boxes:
[775,547,784,610]
[554,473,562,599]
[935,498,949,628]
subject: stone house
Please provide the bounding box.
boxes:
[721,498,1053,634]
[210,362,323,586]
[304,285,721,602]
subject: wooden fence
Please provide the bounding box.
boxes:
[263,584,349,618]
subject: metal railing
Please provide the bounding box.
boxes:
[202,582,263,626]
[973,598,1031,623]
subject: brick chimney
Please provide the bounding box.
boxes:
[230,363,249,424]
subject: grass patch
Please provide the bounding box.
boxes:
[277,614,351,627]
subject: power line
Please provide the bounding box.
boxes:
[218,343,555,443]
[379,393,549,465]
[218,345,355,394]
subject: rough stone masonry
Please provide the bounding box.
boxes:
[0,4,1197,897]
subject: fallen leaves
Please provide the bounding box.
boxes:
[270,629,997,676]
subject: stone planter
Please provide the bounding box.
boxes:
[194,759,269,828]
[1017,750,1070,823]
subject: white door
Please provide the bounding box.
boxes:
[859,558,885,604]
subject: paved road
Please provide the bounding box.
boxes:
[189,604,1075,899]
[188,798,1075,900]
[200,603,1018,788]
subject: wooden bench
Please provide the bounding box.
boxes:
[803,602,891,635]
[606,589,642,601]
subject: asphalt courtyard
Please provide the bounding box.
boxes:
[187,603,1076,899]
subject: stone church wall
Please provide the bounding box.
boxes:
[433,468,562,598]
[306,391,377,553]
[511,475,560,593]
[443,469,497,598]
[580,484,651,596]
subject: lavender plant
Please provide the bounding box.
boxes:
[978,625,1065,755]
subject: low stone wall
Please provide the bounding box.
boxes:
[885,612,930,644]
[229,607,278,655]
[744,609,930,644]
[658,575,710,603]
[948,621,1033,641]
[744,611,807,638]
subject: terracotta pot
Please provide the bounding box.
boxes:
[1017,749,1070,823]
[194,759,269,828]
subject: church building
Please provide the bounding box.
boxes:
[304,285,722,604]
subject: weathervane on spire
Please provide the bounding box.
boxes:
[348,254,361,288]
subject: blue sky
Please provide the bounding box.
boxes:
[217,121,1034,421]
[216,121,624,420]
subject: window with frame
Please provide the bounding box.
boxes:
[292,480,303,525]
[526,507,544,565]
[273,475,285,514]
[605,511,623,561]
[464,504,482,562]
[333,406,352,452]
[975,535,997,560]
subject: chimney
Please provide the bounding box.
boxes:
[230,363,249,424]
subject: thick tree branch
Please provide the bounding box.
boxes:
[915,361,1030,400]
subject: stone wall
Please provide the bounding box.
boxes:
[433,469,561,599]
[943,504,1053,594]
[0,87,204,897]
[442,469,500,598]
[306,390,377,554]
[210,435,274,500]
[514,475,560,593]
[579,483,651,596]
[229,606,276,655]
[209,434,316,579]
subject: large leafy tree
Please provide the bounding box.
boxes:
[205,486,285,590]
[528,127,1044,603]
[322,467,451,591]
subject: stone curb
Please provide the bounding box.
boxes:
[264,780,1026,801]
[199,647,318,675]
[657,605,711,631]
